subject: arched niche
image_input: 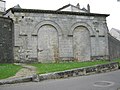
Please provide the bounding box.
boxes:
[73,26,91,61]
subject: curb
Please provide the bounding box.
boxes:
[0,62,119,85]
[32,62,119,82]
[0,76,33,85]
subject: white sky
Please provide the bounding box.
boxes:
[4,0,120,30]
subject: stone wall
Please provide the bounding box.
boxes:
[5,9,109,63]
[0,17,14,63]
[108,34,120,60]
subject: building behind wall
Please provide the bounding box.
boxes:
[4,4,111,63]
[110,28,120,41]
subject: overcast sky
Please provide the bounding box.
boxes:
[5,0,120,30]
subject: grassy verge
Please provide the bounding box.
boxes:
[0,64,22,79]
[113,58,120,63]
[31,60,113,74]
[0,59,120,79]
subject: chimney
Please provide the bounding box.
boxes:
[0,0,6,16]
[76,3,80,9]
[87,4,90,13]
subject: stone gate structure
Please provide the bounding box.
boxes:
[2,4,120,63]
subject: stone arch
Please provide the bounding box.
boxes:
[72,24,91,61]
[69,22,94,35]
[32,20,62,36]
[37,24,59,63]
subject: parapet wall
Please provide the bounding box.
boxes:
[108,34,120,60]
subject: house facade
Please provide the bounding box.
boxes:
[110,28,120,41]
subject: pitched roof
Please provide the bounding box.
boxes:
[13,4,21,9]
[56,3,87,12]
[0,16,13,21]
[4,8,109,17]
[57,4,71,11]
[0,0,5,2]
[111,28,120,34]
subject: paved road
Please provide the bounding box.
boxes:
[1,70,120,90]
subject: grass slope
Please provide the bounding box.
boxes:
[0,59,120,79]
[0,64,22,79]
[31,60,110,74]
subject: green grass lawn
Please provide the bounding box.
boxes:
[113,58,120,63]
[0,64,22,79]
[0,59,120,80]
[31,60,113,74]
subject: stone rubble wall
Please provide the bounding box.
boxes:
[0,17,14,63]
[33,62,119,81]
[108,34,120,60]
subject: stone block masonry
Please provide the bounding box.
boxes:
[4,8,110,63]
[3,5,120,63]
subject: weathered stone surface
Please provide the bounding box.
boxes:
[4,8,111,63]
[0,17,14,63]
[108,34,120,60]
[2,6,120,63]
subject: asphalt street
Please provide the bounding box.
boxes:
[1,70,120,90]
